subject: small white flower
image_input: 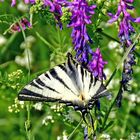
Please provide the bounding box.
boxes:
[26,36,36,44]
[42,115,54,126]
[100,133,110,139]
[57,136,61,140]
[19,101,24,105]
[42,119,47,126]
[129,94,136,102]
[33,102,43,111]
[0,35,7,46]
[8,106,13,113]
[50,104,64,112]
[15,49,33,69]
[17,1,28,12]
[108,41,119,50]
[62,131,68,140]
[46,115,53,120]
[57,131,68,140]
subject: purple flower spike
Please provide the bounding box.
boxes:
[66,0,107,80]
[108,0,140,107]
[66,0,96,65]
[108,0,140,47]
[88,48,107,80]
[44,0,63,29]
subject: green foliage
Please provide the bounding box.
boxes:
[61,7,72,23]
[0,1,140,140]
[30,0,55,25]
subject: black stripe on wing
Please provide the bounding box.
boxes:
[35,78,61,94]
[44,73,51,80]
[45,85,61,94]
[30,81,43,89]
[80,66,84,83]
[19,88,45,98]
[67,54,81,90]
[67,53,79,76]
[49,68,77,95]
[58,64,67,73]
[18,88,47,101]
[89,73,93,91]
[36,78,46,87]
[67,54,75,73]
[18,88,59,102]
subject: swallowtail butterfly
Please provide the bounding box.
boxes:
[18,53,108,118]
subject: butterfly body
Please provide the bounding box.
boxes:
[18,53,108,115]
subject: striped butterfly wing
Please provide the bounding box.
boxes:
[18,53,107,111]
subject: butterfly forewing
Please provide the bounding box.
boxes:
[50,64,79,96]
[18,53,106,108]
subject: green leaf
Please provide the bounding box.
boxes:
[103,121,114,131]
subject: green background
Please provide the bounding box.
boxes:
[0,1,140,139]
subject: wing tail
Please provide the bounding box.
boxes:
[94,89,110,99]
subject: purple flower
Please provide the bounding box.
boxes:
[44,0,63,29]
[67,0,96,62]
[116,50,136,107]
[11,0,16,6]
[10,18,31,32]
[11,0,63,29]
[108,0,140,47]
[108,0,140,107]
[88,48,107,80]
[66,0,107,79]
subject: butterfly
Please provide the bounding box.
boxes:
[18,53,108,120]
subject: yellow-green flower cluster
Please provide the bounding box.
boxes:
[8,98,24,113]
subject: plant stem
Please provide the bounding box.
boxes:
[25,103,31,140]
[121,101,131,138]
[36,31,55,51]
[100,31,120,43]
[102,33,140,130]
[68,118,83,140]
[0,32,18,55]
[57,27,62,49]
[19,18,31,80]
[105,69,117,87]
[101,85,122,130]
[20,19,32,140]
